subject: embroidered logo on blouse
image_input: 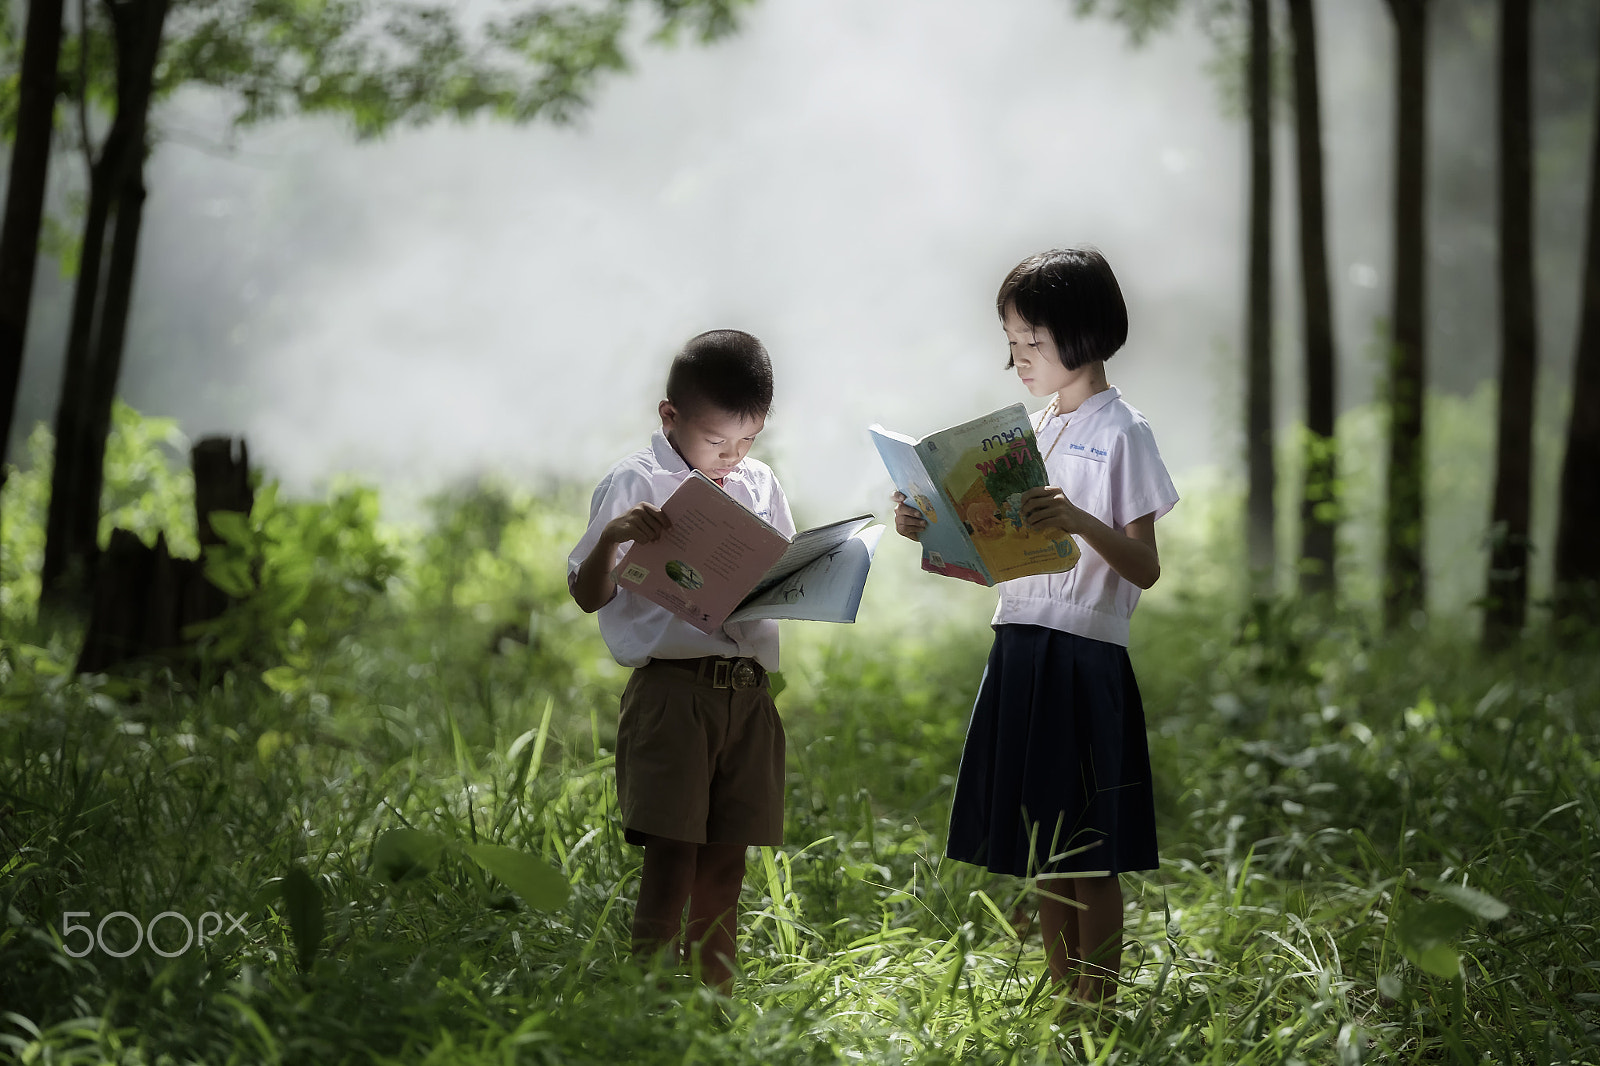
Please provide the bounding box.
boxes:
[1065,442,1109,462]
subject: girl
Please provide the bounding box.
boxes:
[893,247,1178,1006]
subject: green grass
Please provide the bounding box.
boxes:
[2,421,1599,1064]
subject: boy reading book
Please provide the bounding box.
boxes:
[567,329,792,993]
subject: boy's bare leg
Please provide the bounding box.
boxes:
[1037,876,1083,985]
[633,836,698,965]
[1071,874,1124,1005]
[685,842,748,993]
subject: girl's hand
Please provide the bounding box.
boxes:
[1019,486,1087,535]
[603,502,670,546]
[892,492,927,542]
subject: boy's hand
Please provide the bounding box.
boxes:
[1019,486,1088,535]
[892,492,927,542]
[604,502,671,546]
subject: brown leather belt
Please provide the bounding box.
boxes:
[646,655,766,690]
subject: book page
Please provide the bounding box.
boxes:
[749,514,875,596]
[726,526,884,624]
[613,474,789,633]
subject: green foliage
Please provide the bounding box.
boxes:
[1070,0,1186,47]
[0,0,754,141]
[1,406,1597,1062]
[374,827,570,910]
[0,425,51,627]
[98,401,200,558]
[1392,877,1509,980]
[1,404,196,629]
[196,477,402,667]
[150,0,756,138]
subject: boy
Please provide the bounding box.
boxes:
[568,329,793,993]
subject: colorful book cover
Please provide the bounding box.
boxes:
[870,403,1080,586]
[613,472,879,632]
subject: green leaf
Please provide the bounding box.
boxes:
[1409,942,1462,978]
[281,866,324,972]
[208,510,253,546]
[1418,878,1510,921]
[1397,899,1472,947]
[767,670,787,700]
[247,877,284,917]
[202,553,254,597]
[372,828,447,884]
[1395,900,1470,977]
[461,843,570,910]
[260,666,303,695]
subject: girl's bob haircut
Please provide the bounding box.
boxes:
[997,247,1129,371]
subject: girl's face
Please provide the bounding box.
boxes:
[1002,303,1073,398]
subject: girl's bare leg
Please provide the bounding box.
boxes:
[1070,873,1124,1004]
[1037,876,1083,985]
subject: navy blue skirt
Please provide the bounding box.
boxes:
[946,624,1159,877]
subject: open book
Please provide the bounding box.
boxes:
[613,472,882,633]
[870,403,1080,586]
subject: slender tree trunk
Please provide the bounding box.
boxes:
[1485,0,1537,644]
[75,155,151,571]
[0,0,66,517]
[1287,0,1337,598]
[1553,11,1600,629]
[40,0,168,613]
[1383,0,1430,630]
[40,136,124,608]
[1246,0,1276,592]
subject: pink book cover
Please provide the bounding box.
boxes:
[612,473,790,634]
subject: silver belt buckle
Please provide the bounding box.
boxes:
[731,659,758,689]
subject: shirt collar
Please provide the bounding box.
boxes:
[650,428,688,474]
[1046,384,1120,426]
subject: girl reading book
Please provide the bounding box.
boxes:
[892,247,1179,1007]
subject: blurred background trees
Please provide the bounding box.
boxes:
[2,0,753,614]
[2,0,1598,646]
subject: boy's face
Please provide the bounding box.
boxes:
[659,401,765,482]
[1002,302,1073,398]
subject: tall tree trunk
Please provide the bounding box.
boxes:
[1484,0,1537,644]
[0,0,66,517]
[1287,0,1337,597]
[1246,0,1276,592]
[1383,0,1430,630]
[1553,11,1600,629]
[39,0,168,613]
[75,154,151,571]
[40,133,124,609]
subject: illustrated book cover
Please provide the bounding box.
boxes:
[870,403,1080,586]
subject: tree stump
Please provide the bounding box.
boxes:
[75,435,253,675]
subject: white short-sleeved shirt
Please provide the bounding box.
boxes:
[992,386,1179,646]
[568,428,796,670]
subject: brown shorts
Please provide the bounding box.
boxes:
[615,657,786,847]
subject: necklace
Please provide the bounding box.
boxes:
[1041,397,1071,461]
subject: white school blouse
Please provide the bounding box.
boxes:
[991,386,1179,647]
[567,429,796,670]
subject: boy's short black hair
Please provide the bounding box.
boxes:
[996,247,1129,371]
[666,329,774,419]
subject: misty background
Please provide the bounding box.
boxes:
[9,0,1597,527]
